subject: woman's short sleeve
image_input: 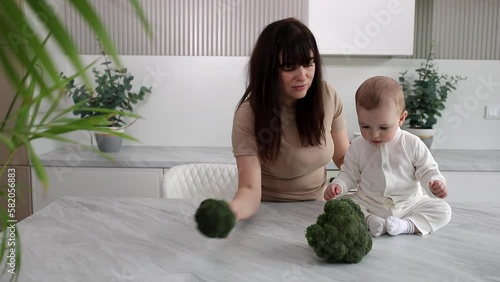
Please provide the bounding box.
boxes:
[325,83,346,133]
[231,102,259,157]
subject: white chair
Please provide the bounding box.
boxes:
[161,163,238,200]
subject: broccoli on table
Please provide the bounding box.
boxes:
[305,198,372,263]
[195,199,236,238]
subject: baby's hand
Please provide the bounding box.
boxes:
[429,180,448,199]
[324,184,342,201]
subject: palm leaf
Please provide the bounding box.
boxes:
[0,49,23,132]
[0,134,15,150]
[129,0,153,38]
[0,1,53,93]
[0,1,151,279]
[25,0,94,89]
[26,142,48,192]
[67,0,121,67]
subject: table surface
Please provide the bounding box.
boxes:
[3,197,499,282]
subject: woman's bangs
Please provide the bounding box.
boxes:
[281,38,314,66]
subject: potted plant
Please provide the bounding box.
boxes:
[1,0,151,278]
[398,55,466,148]
[61,41,152,152]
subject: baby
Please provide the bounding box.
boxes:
[324,76,451,237]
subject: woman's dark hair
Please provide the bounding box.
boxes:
[237,18,325,162]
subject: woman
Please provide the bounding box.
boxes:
[230,18,349,220]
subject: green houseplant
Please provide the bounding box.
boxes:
[398,55,466,148]
[0,0,151,280]
[61,41,152,152]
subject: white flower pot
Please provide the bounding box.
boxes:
[405,128,434,149]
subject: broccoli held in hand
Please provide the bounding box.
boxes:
[194,199,236,238]
[305,198,372,263]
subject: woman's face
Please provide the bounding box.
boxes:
[278,52,315,107]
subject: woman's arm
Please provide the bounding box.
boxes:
[331,128,350,168]
[229,155,262,221]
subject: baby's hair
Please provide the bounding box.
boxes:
[355,76,405,114]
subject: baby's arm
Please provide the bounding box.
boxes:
[412,139,447,198]
[324,140,361,200]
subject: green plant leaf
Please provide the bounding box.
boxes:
[399,54,466,129]
[68,0,121,68]
[12,105,30,147]
[0,49,23,132]
[0,1,53,93]
[26,0,90,88]
[0,1,152,280]
[129,0,153,38]
[0,134,16,150]
[26,142,48,192]
[28,132,78,145]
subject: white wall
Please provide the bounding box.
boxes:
[120,56,248,147]
[46,55,500,151]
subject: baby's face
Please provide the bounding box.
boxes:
[357,100,407,147]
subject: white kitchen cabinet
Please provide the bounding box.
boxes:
[442,171,500,203]
[32,167,163,212]
[308,0,415,56]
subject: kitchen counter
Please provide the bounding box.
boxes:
[38,145,500,172]
[3,197,499,282]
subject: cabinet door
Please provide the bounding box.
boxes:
[32,167,163,212]
[308,0,415,55]
[0,165,32,225]
[441,171,500,203]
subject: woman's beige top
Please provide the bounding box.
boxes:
[231,82,346,201]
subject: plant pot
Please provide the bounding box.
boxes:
[405,128,434,149]
[94,128,124,153]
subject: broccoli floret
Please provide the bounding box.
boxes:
[194,199,236,238]
[305,198,373,263]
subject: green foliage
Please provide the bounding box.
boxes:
[399,56,466,129]
[195,199,236,238]
[61,41,152,128]
[0,0,151,280]
[305,198,372,263]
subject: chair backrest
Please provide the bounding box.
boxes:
[161,163,238,200]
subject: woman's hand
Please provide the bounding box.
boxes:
[324,183,342,201]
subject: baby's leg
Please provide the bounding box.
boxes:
[399,197,452,235]
[386,216,415,235]
[366,214,386,237]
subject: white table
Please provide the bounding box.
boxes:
[2,197,499,282]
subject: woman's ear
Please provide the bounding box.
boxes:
[399,111,408,126]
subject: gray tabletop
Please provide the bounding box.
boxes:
[3,197,499,282]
